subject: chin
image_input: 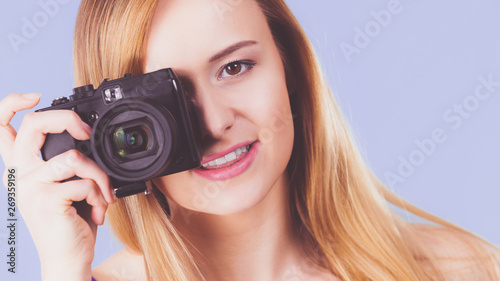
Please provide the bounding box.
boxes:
[157,166,288,218]
[194,180,273,216]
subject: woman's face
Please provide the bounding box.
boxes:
[145,0,294,215]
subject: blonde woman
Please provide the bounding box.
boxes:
[1,0,499,280]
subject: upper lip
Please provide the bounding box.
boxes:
[201,140,256,164]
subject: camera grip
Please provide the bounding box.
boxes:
[41,131,92,161]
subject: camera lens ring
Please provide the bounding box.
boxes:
[91,99,177,181]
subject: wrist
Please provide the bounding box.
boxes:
[41,261,92,281]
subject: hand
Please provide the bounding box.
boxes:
[0,93,116,280]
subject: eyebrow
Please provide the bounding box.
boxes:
[208,40,258,62]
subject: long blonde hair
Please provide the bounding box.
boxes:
[73,0,500,280]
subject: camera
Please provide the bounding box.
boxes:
[36,68,202,198]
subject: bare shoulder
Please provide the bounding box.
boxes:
[409,223,500,280]
[92,248,147,281]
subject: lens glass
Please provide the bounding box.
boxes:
[113,124,153,158]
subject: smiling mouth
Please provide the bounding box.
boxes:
[200,142,255,170]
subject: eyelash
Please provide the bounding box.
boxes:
[217,60,256,81]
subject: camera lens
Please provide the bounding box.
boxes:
[91,99,176,182]
[113,125,153,157]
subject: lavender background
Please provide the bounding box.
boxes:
[1,0,499,280]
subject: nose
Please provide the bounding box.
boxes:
[193,87,235,141]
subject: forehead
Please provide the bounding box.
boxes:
[145,0,270,72]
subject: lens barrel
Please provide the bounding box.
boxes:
[91,99,177,181]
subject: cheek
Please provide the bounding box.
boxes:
[252,65,294,144]
[245,64,294,169]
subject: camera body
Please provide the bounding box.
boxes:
[36,68,202,198]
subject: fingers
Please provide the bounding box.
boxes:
[14,110,92,165]
[0,93,41,162]
[0,124,17,163]
[36,149,115,205]
[0,93,41,126]
[51,179,108,226]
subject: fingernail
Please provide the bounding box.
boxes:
[82,121,92,136]
[22,93,41,100]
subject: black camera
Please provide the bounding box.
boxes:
[36,68,202,198]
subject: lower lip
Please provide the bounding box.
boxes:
[193,141,260,181]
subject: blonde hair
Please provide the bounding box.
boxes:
[73,0,500,280]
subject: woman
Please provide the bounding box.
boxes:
[1,0,499,280]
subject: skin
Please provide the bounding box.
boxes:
[0,93,112,281]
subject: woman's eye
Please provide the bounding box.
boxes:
[219,61,255,80]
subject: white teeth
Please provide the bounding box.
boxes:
[203,144,252,168]
[225,151,237,161]
[215,157,226,165]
